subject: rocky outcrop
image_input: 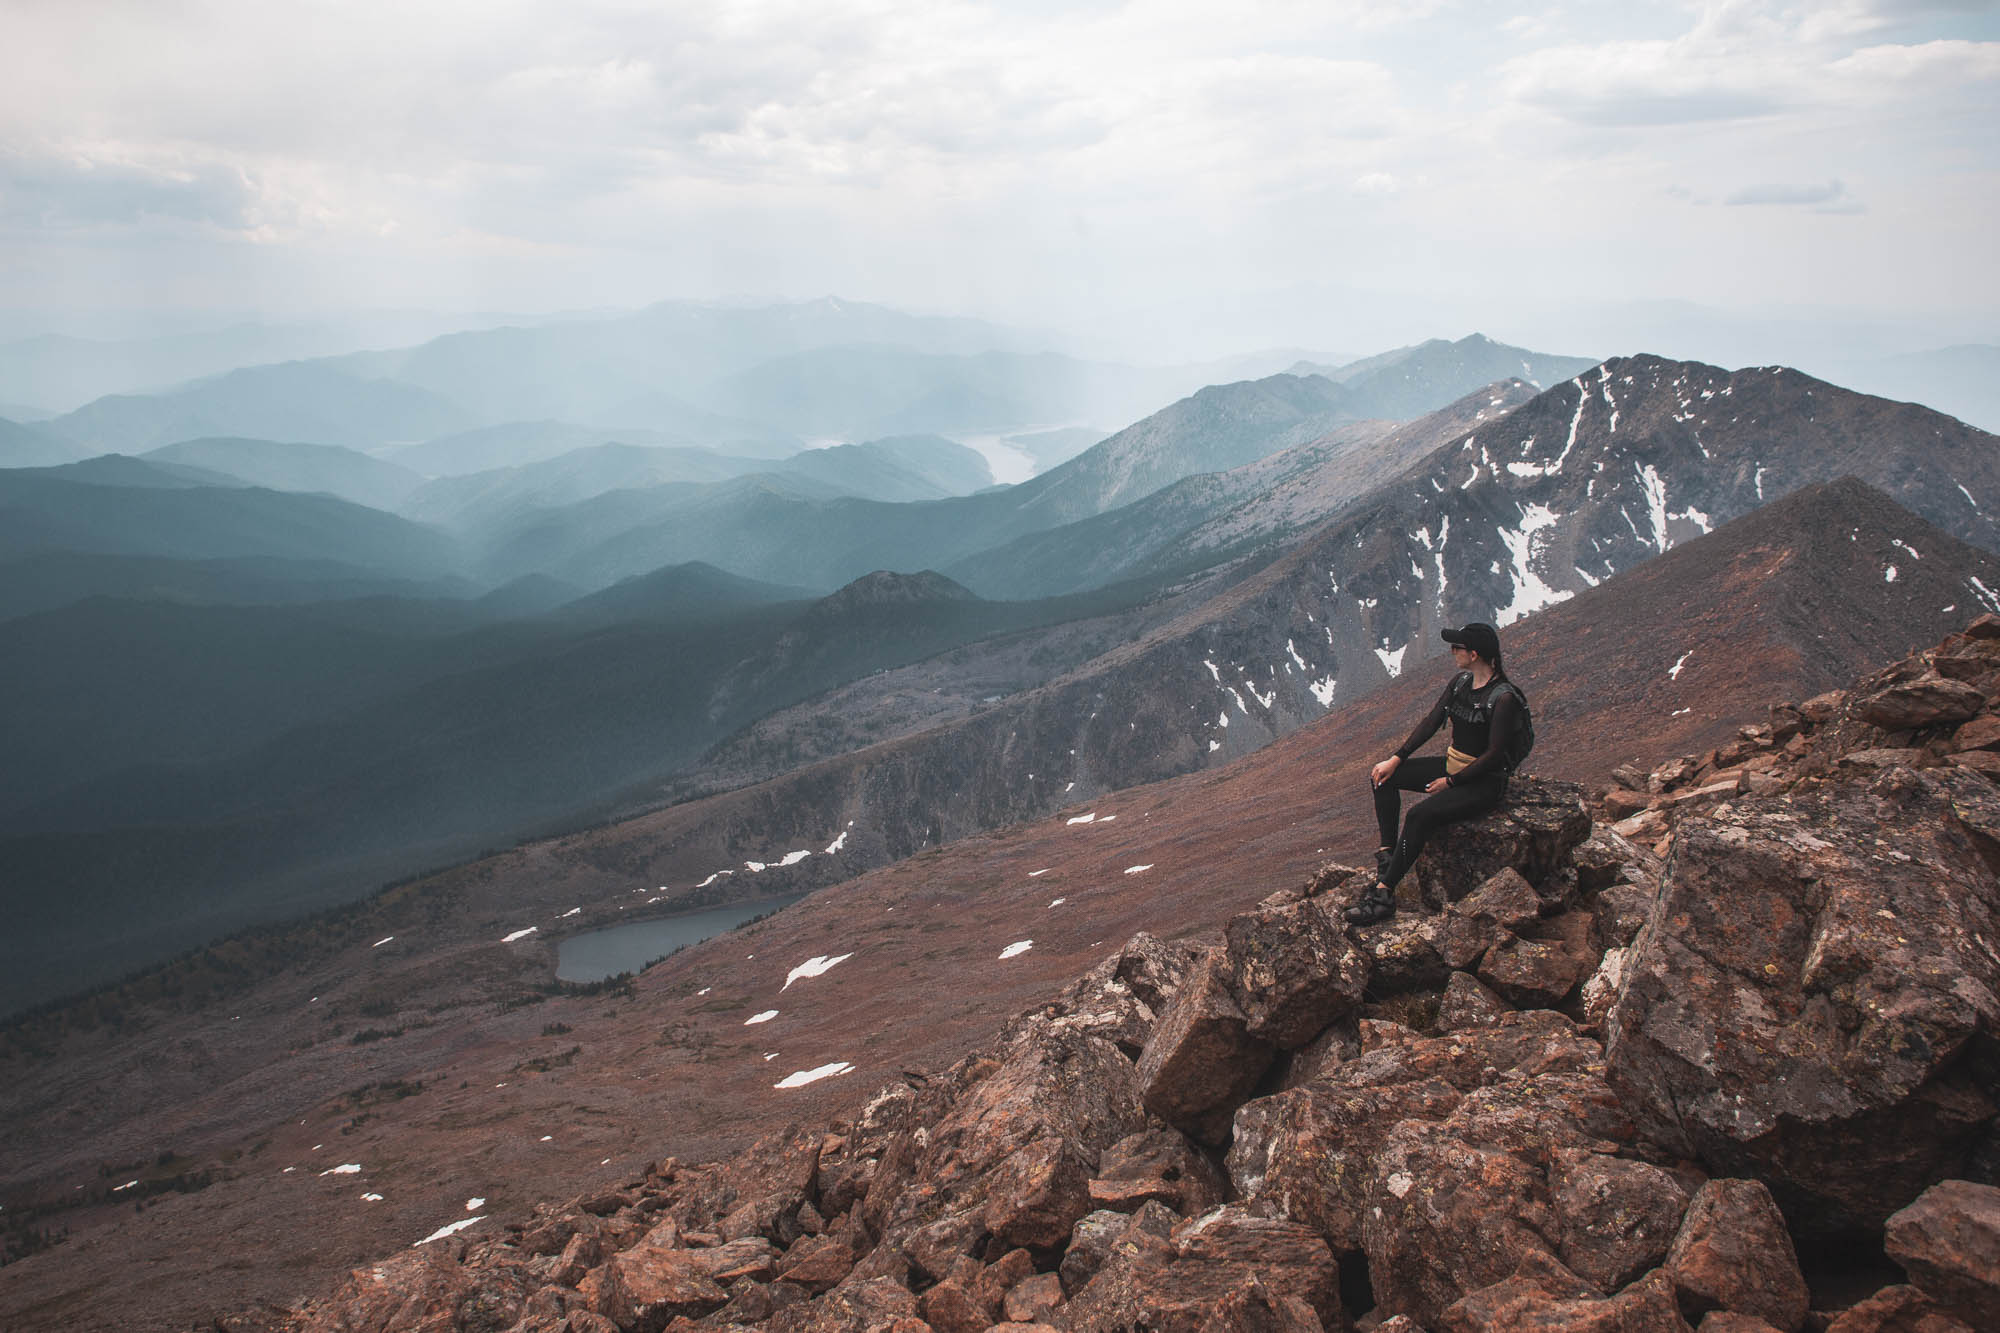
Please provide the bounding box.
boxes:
[265,621,2000,1333]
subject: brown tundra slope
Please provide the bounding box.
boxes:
[2,477,1998,1331]
[271,548,2000,1331]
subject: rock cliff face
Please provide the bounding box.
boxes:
[265,621,2000,1332]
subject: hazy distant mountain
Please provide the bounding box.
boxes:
[142,437,427,510]
[0,552,475,622]
[388,420,788,477]
[330,297,1047,430]
[554,561,814,626]
[398,442,773,530]
[23,454,244,490]
[472,370,1382,591]
[46,361,479,453]
[0,416,88,468]
[1296,333,1598,412]
[0,462,461,576]
[0,312,529,414]
[1000,373,1359,530]
[695,344,1178,439]
[774,436,993,500]
[948,381,1540,598]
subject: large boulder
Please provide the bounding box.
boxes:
[1226,1078,1463,1251]
[1061,1205,1339,1332]
[1408,778,1592,908]
[1548,1146,1693,1292]
[1662,1180,1809,1332]
[1883,1180,2000,1331]
[579,1246,730,1331]
[1859,676,1987,730]
[1222,897,1370,1048]
[1086,1126,1227,1217]
[859,1023,1147,1280]
[1434,1250,1691,1332]
[1604,769,2000,1233]
[1137,950,1275,1144]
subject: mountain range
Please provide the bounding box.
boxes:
[1,473,1991,1331]
[4,342,1998,1023]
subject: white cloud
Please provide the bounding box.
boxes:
[0,0,1991,345]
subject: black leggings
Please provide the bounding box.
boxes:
[1372,757,1506,890]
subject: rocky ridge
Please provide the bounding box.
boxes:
[264,622,2000,1332]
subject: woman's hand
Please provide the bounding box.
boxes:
[1425,776,1451,794]
[1370,756,1400,787]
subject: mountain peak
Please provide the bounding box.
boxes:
[814,568,977,614]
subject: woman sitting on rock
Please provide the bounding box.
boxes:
[1347,622,1527,927]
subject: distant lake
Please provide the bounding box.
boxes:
[555,894,808,982]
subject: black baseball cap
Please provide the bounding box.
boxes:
[1442,622,1501,661]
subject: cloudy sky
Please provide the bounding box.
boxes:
[3,0,1996,361]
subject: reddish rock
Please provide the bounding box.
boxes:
[1064,1206,1338,1332]
[1058,1210,1131,1295]
[1883,1180,2000,1331]
[1663,1180,1808,1332]
[1548,1146,1693,1292]
[1004,1270,1064,1322]
[1604,772,2000,1234]
[1572,825,1661,894]
[773,1233,854,1294]
[861,1023,1146,1280]
[1362,1125,1563,1325]
[1454,867,1545,930]
[1222,897,1371,1048]
[1604,788,1654,819]
[553,1231,608,1289]
[766,1275,919,1332]
[1860,677,1987,730]
[1436,970,1511,1031]
[1436,1252,1692,1332]
[1356,914,1452,993]
[1173,1207,1339,1322]
[1594,882,1657,951]
[294,1247,531,1333]
[1087,1127,1226,1217]
[1193,1280,1325,1331]
[581,1246,729,1331]
[983,1133,1096,1251]
[1696,1317,1783,1333]
[1823,1284,1978,1333]
[1950,713,2000,751]
[1945,748,2000,778]
[1650,757,1701,792]
[1476,935,1590,1009]
[688,1236,780,1283]
[1137,950,1275,1144]
[1226,1079,1462,1251]
[1839,747,1929,768]
[1408,779,1593,907]
[916,1275,991,1333]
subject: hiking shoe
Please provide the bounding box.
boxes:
[1344,887,1396,927]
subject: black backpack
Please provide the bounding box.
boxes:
[1448,672,1535,772]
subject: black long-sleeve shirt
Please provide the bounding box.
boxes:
[1393,672,1520,785]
